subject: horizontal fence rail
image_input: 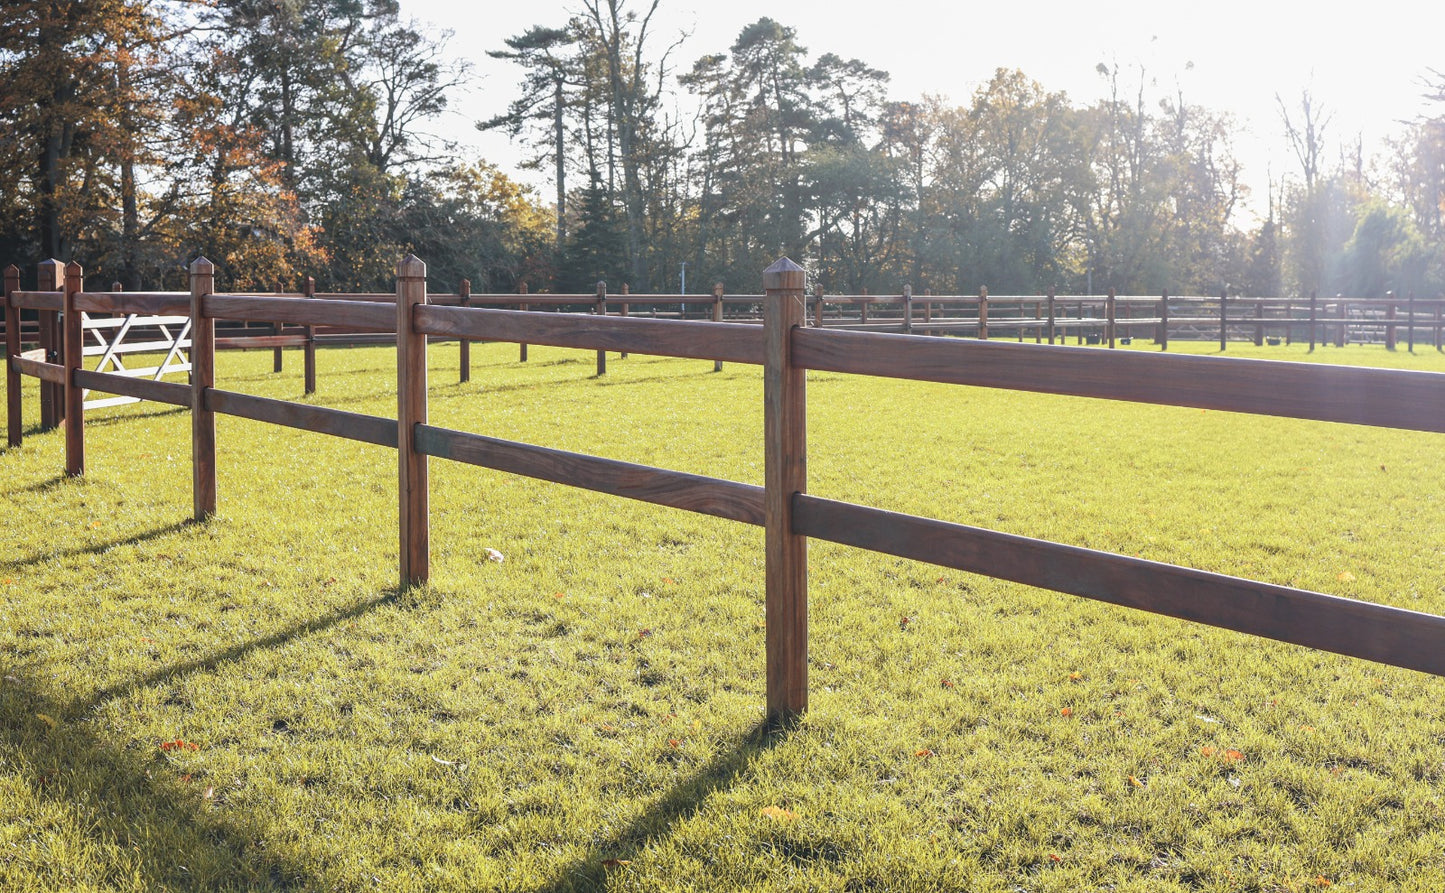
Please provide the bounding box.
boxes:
[5,254,1445,729]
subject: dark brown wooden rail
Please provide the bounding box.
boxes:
[793,328,1445,434]
[415,425,765,526]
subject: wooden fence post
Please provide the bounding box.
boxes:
[1219,289,1228,352]
[272,276,285,374]
[1336,298,1347,348]
[458,279,472,384]
[813,284,824,327]
[303,276,317,395]
[1046,287,1056,344]
[37,259,62,431]
[63,261,84,476]
[1159,289,1169,350]
[1254,300,1264,346]
[519,281,529,363]
[619,283,630,359]
[924,289,933,327]
[902,284,912,334]
[397,255,429,588]
[190,257,217,520]
[713,282,725,372]
[978,286,989,340]
[1385,292,1397,351]
[1436,302,1443,352]
[1308,291,1318,352]
[1106,288,1117,349]
[1407,292,1416,353]
[595,281,607,376]
[763,256,808,726]
[5,265,20,448]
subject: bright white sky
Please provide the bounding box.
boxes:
[406,0,1441,224]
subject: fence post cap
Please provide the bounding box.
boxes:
[397,254,426,278]
[189,256,215,275]
[65,260,83,275]
[763,257,805,291]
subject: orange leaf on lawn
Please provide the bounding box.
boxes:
[915,748,935,758]
[1049,853,1062,863]
[1313,877,1332,888]
[1128,775,1144,787]
[1068,672,1083,681]
[1200,746,1216,757]
[1059,707,1073,717]
[1223,749,1244,763]
[940,678,955,689]
[667,738,680,748]
[760,806,798,821]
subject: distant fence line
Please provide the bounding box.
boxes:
[7,256,1445,726]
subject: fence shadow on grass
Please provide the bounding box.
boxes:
[0,585,407,889]
[0,519,193,574]
[531,720,789,893]
[0,674,312,891]
[69,587,401,721]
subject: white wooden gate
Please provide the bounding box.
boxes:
[81,312,192,410]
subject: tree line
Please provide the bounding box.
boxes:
[0,0,549,291]
[3,0,1442,299]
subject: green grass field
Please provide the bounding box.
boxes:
[2,337,1444,892]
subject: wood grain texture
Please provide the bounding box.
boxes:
[10,291,64,312]
[206,389,397,447]
[397,256,429,587]
[203,295,394,331]
[4,266,20,447]
[214,335,309,350]
[793,494,1445,677]
[763,257,808,724]
[414,425,764,525]
[63,263,84,476]
[73,370,191,407]
[10,355,66,384]
[190,258,217,520]
[414,304,765,365]
[73,292,190,315]
[791,328,1445,433]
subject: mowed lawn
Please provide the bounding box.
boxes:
[2,336,1445,892]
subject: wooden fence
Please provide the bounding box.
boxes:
[7,256,1445,726]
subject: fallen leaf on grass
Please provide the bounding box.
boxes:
[667,738,680,749]
[637,628,652,638]
[1049,853,1063,863]
[485,548,504,563]
[431,755,466,769]
[1223,749,1244,763]
[940,679,955,689]
[35,713,56,729]
[1337,571,1355,582]
[1068,672,1083,681]
[1200,746,1216,757]
[160,739,200,752]
[1059,707,1073,717]
[203,786,215,800]
[915,748,935,758]
[552,592,565,599]
[760,806,797,822]
[1128,775,1145,788]
[1314,877,1332,888]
